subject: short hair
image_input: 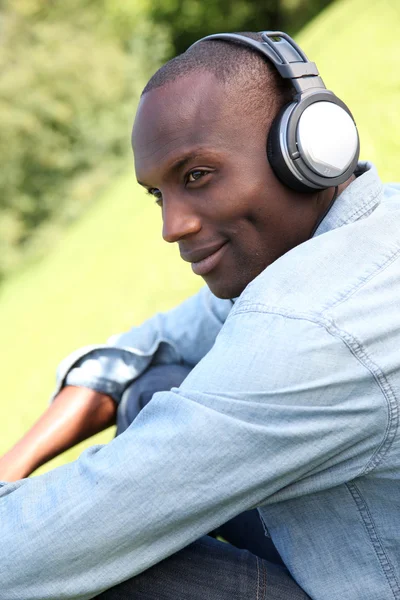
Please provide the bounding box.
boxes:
[142,32,294,126]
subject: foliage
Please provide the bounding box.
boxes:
[148,0,335,57]
[0,0,169,279]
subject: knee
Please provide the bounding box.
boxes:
[134,364,192,410]
[116,364,191,435]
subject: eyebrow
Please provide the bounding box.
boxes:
[137,148,217,188]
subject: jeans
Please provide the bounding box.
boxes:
[94,365,309,599]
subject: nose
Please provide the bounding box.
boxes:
[162,198,201,243]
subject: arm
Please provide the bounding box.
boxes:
[0,305,386,599]
[0,386,116,481]
[0,287,231,480]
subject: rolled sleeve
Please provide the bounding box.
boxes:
[63,347,159,403]
[53,287,233,403]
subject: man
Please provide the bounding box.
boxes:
[1,30,400,600]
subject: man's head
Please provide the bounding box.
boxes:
[132,32,342,299]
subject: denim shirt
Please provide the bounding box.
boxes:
[1,162,400,600]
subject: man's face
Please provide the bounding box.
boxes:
[132,71,319,299]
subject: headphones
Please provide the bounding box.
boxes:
[189,31,360,193]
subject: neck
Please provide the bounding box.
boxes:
[310,174,356,238]
[336,173,357,197]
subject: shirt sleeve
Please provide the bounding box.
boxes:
[0,306,388,599]
[54,286,232,402]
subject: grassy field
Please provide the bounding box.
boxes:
[1,0,399,475]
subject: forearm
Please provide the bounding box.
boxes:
[0,386,116,481]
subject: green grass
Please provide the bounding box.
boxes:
[0,0,399,475]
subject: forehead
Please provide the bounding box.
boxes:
[132,72,250,180]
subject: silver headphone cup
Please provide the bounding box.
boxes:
[297,102,359,178]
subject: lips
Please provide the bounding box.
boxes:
[180,241,227,264]
[180,241,228,277]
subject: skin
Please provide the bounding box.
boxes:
[0,387,116,481]
[133,70,354,299]
[0,69,355,481]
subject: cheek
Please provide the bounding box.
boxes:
[212,168,270,223]
[206,153,297,235]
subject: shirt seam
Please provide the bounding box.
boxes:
[229,306,398,476]
[342,191,380,221]
[328,245,400,311]
[331,195,379,229]
[346,481,400,598]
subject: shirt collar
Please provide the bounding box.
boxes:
[313,161,384,237]
[231,162,384,303]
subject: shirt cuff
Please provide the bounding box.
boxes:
[64,369,125,403]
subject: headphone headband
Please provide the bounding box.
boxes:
[190,32,325,94]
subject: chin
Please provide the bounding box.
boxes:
[205,276,247,300]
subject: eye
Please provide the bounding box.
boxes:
[187,169,209,183]
[147,188,163,206]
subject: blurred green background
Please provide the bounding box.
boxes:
[0,0,399,475]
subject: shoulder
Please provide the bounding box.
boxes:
[234,190,400,319]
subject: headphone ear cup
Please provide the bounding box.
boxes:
[267,105,314,193]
